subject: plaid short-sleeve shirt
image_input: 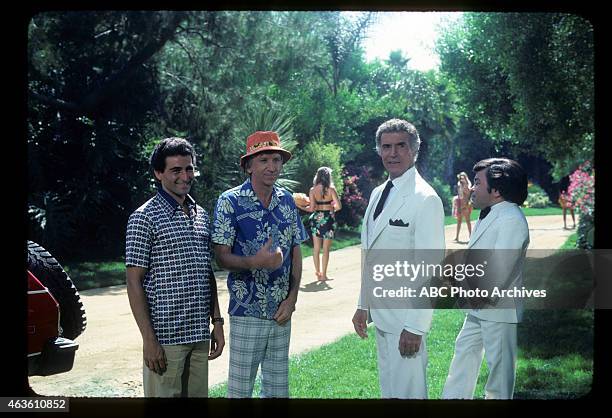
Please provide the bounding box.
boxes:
[125,188,212,345]
[212,178,308,319]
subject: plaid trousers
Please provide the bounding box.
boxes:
[227,316,291,398]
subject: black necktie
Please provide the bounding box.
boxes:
[373,181,394,220]
[479,206,491,220]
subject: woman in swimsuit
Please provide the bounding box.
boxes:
[558,176,576,229]
[453,171,473,242]
[296,167,342,281]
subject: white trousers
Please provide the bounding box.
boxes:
[442,314,517,399]
[375,327,428,399]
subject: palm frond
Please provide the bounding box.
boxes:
[209,100,300,196]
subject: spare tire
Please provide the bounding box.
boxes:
[27,241,86,339]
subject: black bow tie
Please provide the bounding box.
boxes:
[479,206,491,220]
[373,181,394,220]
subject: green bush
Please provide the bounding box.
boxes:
[292,134,345,198]
[525,183,551,208]
[525,193,550,209]
[429,176,453,216]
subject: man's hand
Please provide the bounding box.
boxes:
[252,237,283,270]
[209,324,225,360]
[398,330,422,357]
[273,296,296,325]
[352,309,368,339]
[143,336,167,375]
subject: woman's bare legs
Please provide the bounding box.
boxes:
[466,215,472,238]
[312,236,322,279]
[321,238,333,280]
[570,208,576,228]
[455,216,462,241]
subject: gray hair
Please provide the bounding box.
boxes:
[375,119,421,159]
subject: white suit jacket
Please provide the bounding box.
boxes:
[358,167,445,335]
[466,200,530,323]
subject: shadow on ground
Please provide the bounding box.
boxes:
[300,280,333,292]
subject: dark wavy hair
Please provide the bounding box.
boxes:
[149,137,196,176]
[313,166,333,197]
[473,158,528,205]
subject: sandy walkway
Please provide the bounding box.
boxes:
[28,215,576,397]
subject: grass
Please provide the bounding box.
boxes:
[208,326,382,398]
[521,206,563,217]
[514,310,593,398]
[208,309,593,399]
[64,260,126,291]
[559,232,578,249]
[65,208,565,291]
[444,206,562,225]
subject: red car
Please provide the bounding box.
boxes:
[27,241,86,376]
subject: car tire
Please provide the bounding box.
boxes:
[27,241,87,339]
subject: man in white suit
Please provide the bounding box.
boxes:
[442,158,530,399]
[352,119,445,399]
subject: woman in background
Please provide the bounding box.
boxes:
[454,172,473,242]
[296,167,342,281]
[558,176,576,229]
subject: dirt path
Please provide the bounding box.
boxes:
[28,215,576,397]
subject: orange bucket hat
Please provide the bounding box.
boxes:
[240,131,292,167]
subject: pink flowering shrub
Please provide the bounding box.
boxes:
[568,161,594,218]
[568,161,594,248]
[335,169,369,228]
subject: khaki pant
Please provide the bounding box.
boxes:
[143,340,210,397]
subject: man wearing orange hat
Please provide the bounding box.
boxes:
[212,131,308,398]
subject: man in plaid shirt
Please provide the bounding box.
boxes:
[126,137,224,397]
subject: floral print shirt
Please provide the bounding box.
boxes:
[212,178,308,318]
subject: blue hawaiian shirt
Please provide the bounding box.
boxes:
[212,178,308,319]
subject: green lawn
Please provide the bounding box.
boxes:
[65,208,564,291]
[64,260,126,291]
[521,206,563,217]
[559,232,578,250]
[444,206,562,225]
[208,309,592,398]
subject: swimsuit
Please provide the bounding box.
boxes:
[309,210,336,239]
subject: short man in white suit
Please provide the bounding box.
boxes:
[442,158,530,399]
[352,119,445,399]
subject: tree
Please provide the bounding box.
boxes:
[154,11,332,211]
[28,11,187,258]
[436,13,594,177]
[313,12,375,97]
[29,11,187,117]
